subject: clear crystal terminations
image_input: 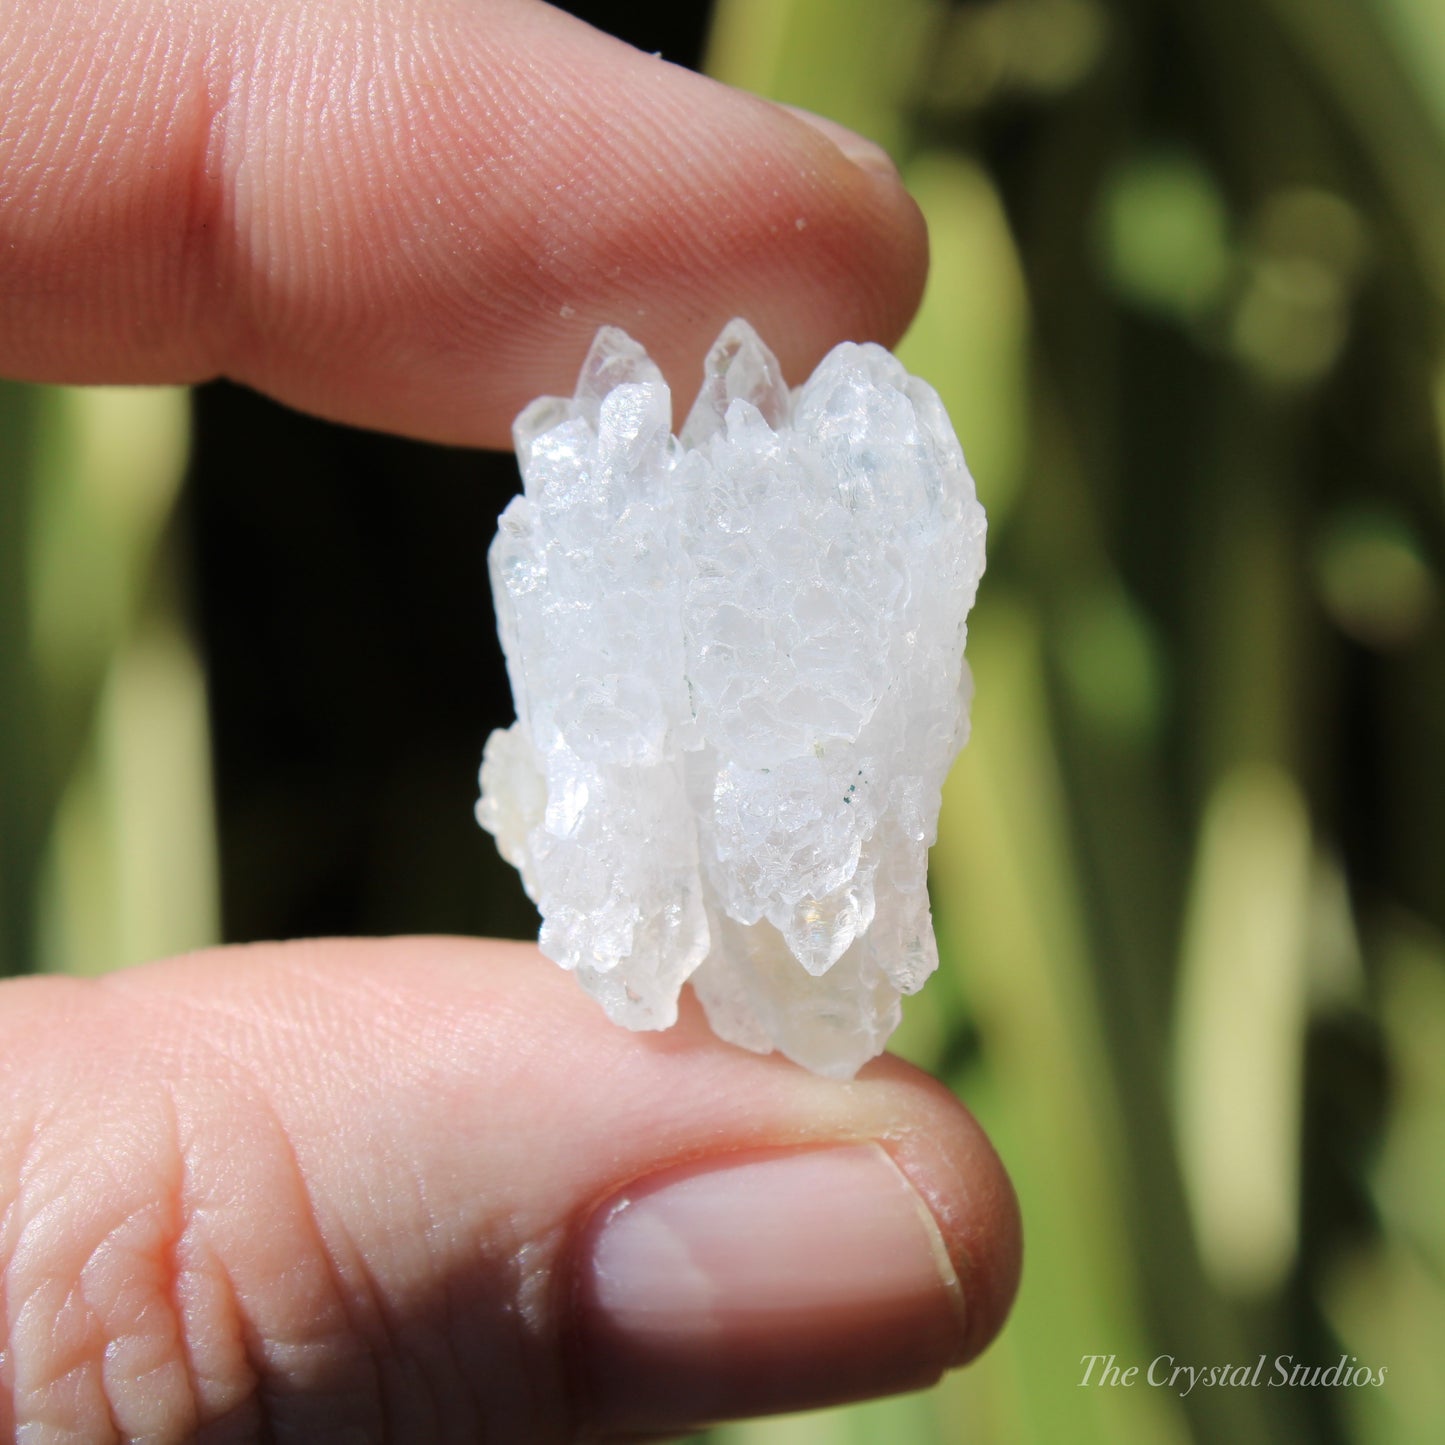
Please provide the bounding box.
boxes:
[477,319,986,1078]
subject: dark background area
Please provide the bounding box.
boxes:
[188,1,715,949]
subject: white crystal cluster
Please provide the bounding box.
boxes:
[477,319,985,1077]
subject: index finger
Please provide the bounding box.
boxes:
[0,0,928,446]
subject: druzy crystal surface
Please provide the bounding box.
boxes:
[477,320,986,1077]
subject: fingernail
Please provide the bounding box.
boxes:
[576,1144,965,1434]
[780,104,901,182]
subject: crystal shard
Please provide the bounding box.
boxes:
[477,320,986,1077]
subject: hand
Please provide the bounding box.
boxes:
[1,0,926,445]
[0,1,1019,1440]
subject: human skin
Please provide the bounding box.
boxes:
[0,1,1021,1440]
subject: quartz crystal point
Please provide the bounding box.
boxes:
[477,319,986,1078]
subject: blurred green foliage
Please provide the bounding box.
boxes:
[2,1,1444,1442]
[0,383,217,980]
[704,0,1445,1442]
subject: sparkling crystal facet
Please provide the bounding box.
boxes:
[477,320,986,1078]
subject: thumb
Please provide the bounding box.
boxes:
[1,938,1020,1440]
[0,0,928,447]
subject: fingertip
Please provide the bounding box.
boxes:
[572,1142,965,1434]
[0,0,931,445]
[606,79,932,416]
[568,1049,1019,1435]
[414,50,932,443]
[865,1058,1024,1366]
